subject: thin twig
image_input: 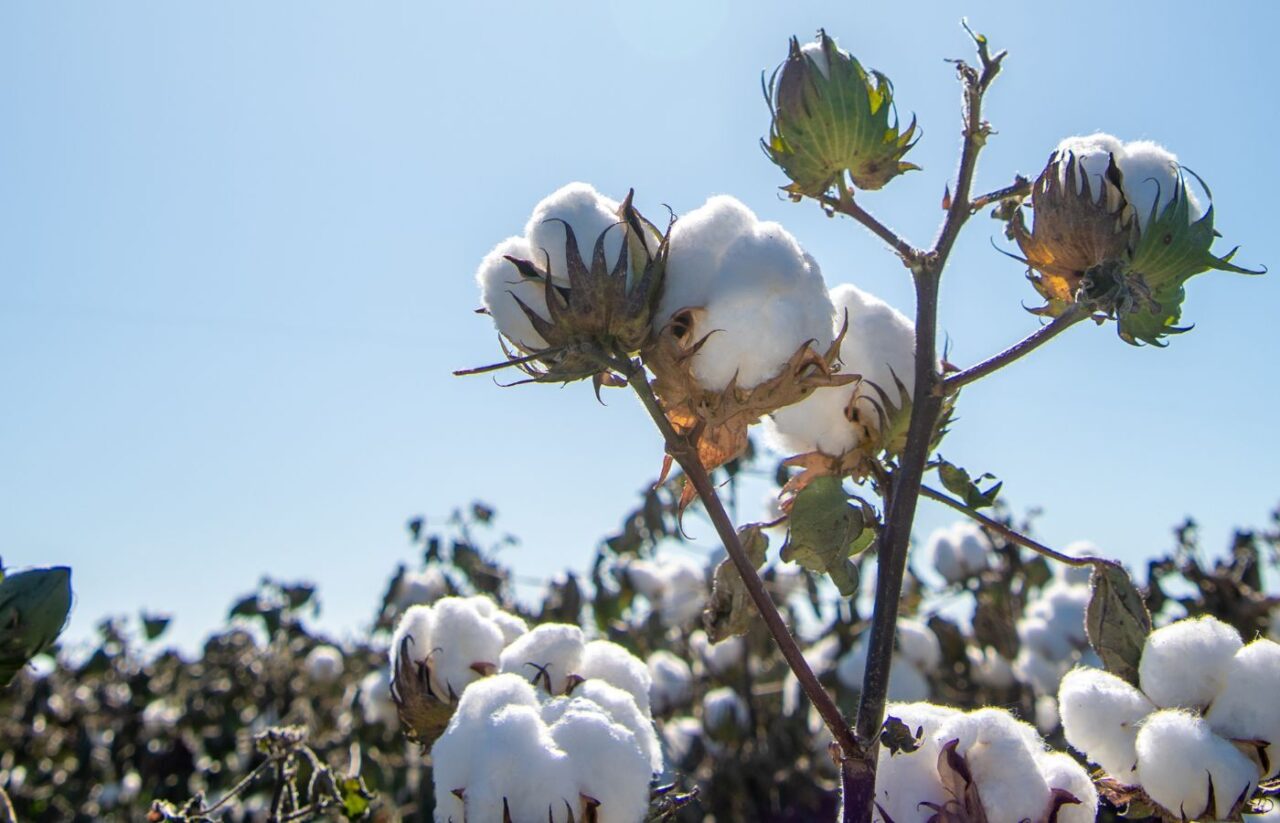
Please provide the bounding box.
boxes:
[941,304,1088,393]
[969,175,1031,212]
[920,485,1102,567]
[619,360,864,769]
[818,181,923,266]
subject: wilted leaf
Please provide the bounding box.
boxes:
[781,477,873,597]
[0,566,72,686]
[936,458,1002,510]
[703,525,769,643]
[881,715,923,756]
[1085,560,1151,686]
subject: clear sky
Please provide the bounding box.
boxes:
[2,1,1277,650]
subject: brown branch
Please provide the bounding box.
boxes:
[969,175,1031,212]
[941,304,1088,393]
[920,484,1102,567]
[619,361,864,773]
[818,181,923,267]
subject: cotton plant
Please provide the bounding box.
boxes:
[453,17,1265,822]
[1059,615,1280,819]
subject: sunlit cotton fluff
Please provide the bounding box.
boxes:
[872,702,960,822]
[765,283,915,458]
[1014,578,1094,698]
[499,623,585,696]
[358,670,399,728]
[577,640,652,716]
[646,651,693,715]
[546,699,652,823]
[1135,709,1260,820]
[657,195,835,392]
[390,597,507,700]
[392,567,450,610]
[1138,614,1242,710]
[926,522,990,585]
[1206,639,1280,778]
[476,183,644,354]
[1058,667,1154,784]
[1056,133,1203,231]
[690,631,746,677]
[934,708,1052,823]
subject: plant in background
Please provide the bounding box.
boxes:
[457,17,1266,823]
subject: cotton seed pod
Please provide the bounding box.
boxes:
[764,31,919,195]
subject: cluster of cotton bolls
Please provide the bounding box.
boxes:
[1055,132,1202,229]
[389,599,662,822]
[1059,615,1280,819]
[765,283,916,458]
[1013,552,1098,729]
[656,195,836,392]
[622,555,708,629]
[837,618,942,704]
[926,521,990,585]
[872,702,1097,823]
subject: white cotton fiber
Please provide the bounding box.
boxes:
[766,283,915,458]
[476,235,552,353]
[656,557,708,628]
[1014,647,1068,696]
[662,716,703,766]
[873,702,960,823]
[575,679,662,774]
[798,38,832,79]
[1034,695,1060,736]
[359,670,399,728]
[393,567,449,609]
[1055,543,1098,586]
[1058,667,1154,784]
[934,708,1051,823]
[548,702,652,823]
[658,196,836,392]
[1135,709,1260,820]
[1034,751,1098,823]
[690,631,746,676]
[304,645,344,685]
[836,645,931,704]
[391,604,435,669]
[967,646,1015,690]
[429,598,506,699]
[578,640,652,716]
[491,611,528,647]
[499,623,586,696]
[457,704,579,823]
[647,651,693,715]
[896,619,942,673]
[1207,639,1280,778]
[702,686,750,738]
[449,672,540,727]
[523,182,624,286]
[1055,133,1202,231]
[928,523,990,585]
[1138,615,1243,709]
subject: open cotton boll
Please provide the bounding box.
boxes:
[662,716,704,767]
[304,645,344,685]
[873,702,962,823]
[573,679,662,774]
[523,182,624,286]
[446,704,579,823]
[548,702,652,823]
[490,611,528,647]
[1055,134,1202,230]
[1034,751,1098,823]
[578,640,652,716]
[896,619,942,673]
[623,559,666,600]
[1207,639,1280,778]
[391,604,435,668]
[929,523,990,585]
[1139,615,1243,709]
[967,646,1015,690]
[691,631,746,676]
[1034,695,1060,736]
[702,686,750,739]
[657,195,761,326]
[358,670,398,727]
[765,283,915,458]
[1055,543,1098,586]
[656,558,708,628]
[429,598,506,698]
[393,567,450,609]
[476,235,552,353]
[647,651,693,715]
[1136,709,1260,820]
[837,645,931,703]
[934,709,1051,823]
[450,672,541,727]
[499,623,586,696]
[1058,667,1154,784]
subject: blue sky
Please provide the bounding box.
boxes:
[2,1,1277,650]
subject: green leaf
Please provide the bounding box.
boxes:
[936,457,1003,510]
[141,612,172,642]
[703,525,769,643]
[781,476,873,597]
[0,566,72,686]
[1085,561,1151,687]
[339,776,374,819]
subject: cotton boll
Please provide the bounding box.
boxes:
[1207,639,1280,778]
[656,558,708,628]
[491,611,528,647]
[1116,140,1202,227]
[391,604,435,668]
[476,235,551,353]
[702,686,750,740]
[1135,709,1260,820]
[967,646,1015,690]
[1035,695,1060,736]
[662,716,704,767]
[1139,615,1243,710]
[929,523,989,585]
[572,679,662,774]
[691,631,746,676]
[430,598,506,698]
[1034,751,1098,823]
[499,623,586,696]
[304,645,344,685]
[548,703,652,823]
[658,195,759,325]
[896,619,941,673]
[1057,133,1125,192]
[1058,667,1154,784]
[523,182,623,285]
[393,567,450,609]
[578,640,652,716]
[461,595,498,617]
[873,702,962,823]
[456,704,579,823]
[450,672,541,727]
[623,559,666,600]
[647,651,693,715]
[934,709,1051,823]
[837,645,930,703]
[358,670,398,728]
